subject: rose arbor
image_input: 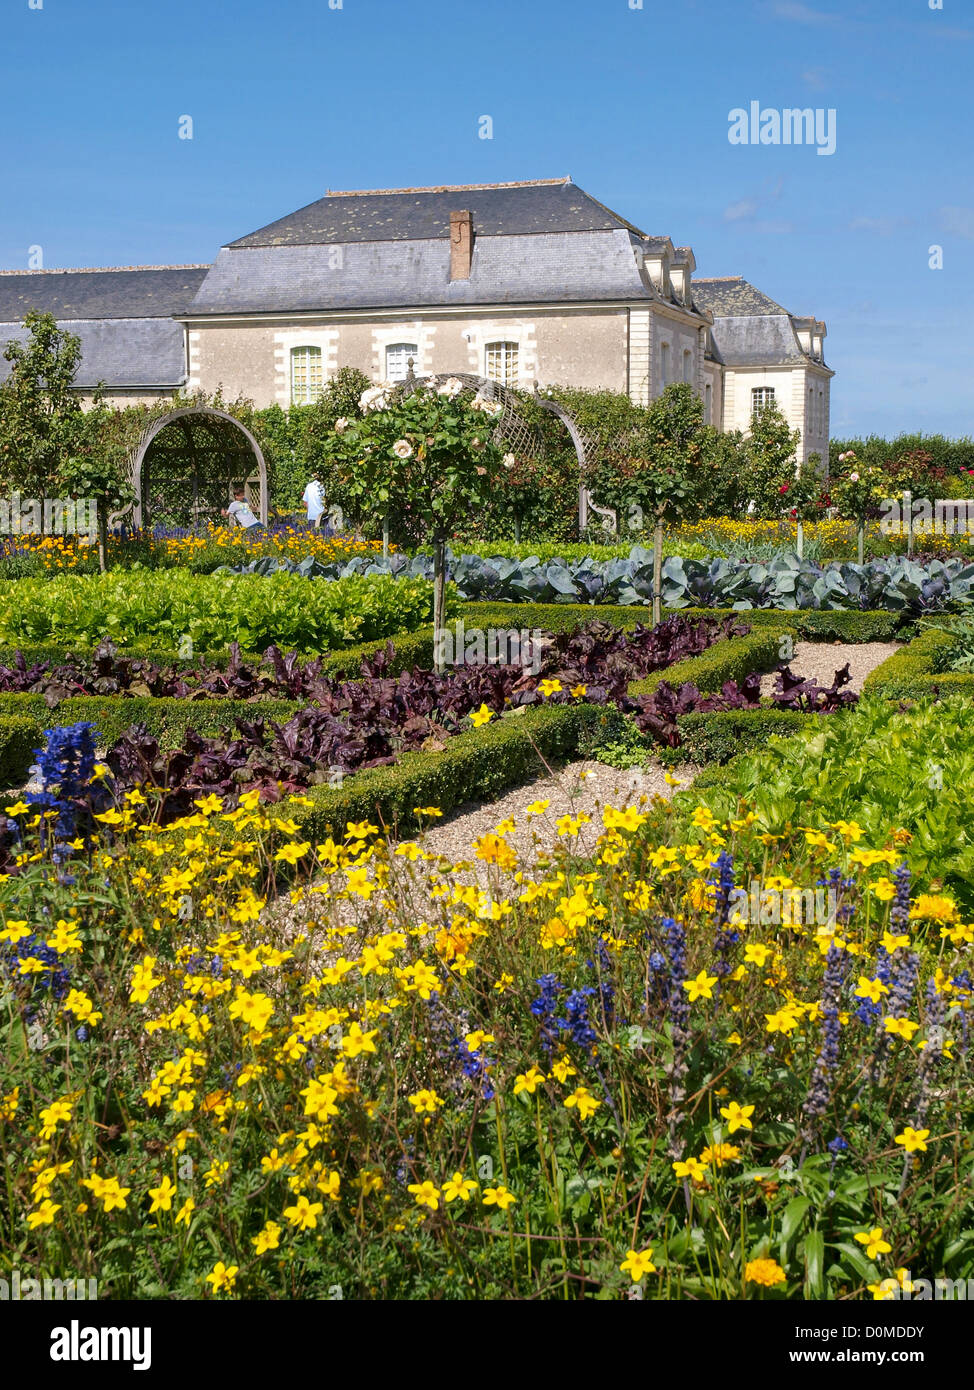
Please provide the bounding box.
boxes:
[326,378,509,670]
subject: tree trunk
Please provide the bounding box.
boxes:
[857,523,865,565]
[97,500,107,573]
[382,510,390,562]
[513,514,521,543]
[796,519,804,560]
[652,518,664,628]
[432,536,447,674]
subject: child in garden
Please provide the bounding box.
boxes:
[222,485,262,531]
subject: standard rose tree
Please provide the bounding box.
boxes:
[324,378,507,668]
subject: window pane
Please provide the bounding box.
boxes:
[291,346,324,405]
[386,343,418,383]
[485,341,518,388]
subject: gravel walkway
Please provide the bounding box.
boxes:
[412,756,695,867]
[759,641,898,697]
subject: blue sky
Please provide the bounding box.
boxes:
[2,0,971,438]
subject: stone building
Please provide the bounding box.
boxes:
[0,178,832,460]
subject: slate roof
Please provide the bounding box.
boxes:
[0,266,209,321]
[228,178,648,248]
[0,317,188,388]
[188,228,657,315]
[692,276,827,368]
[708,316,809,367]
[692,276,791,318]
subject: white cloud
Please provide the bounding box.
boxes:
[941,206,974,240]
[849,216,910,237]
[723,198,759,222]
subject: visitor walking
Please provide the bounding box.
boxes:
[302,475,327,529]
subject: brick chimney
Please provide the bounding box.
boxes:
[449,209,473,280]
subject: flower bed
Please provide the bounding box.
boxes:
[1,727,970,1299]
[686,693,974,912]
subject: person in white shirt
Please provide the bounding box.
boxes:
[302,476,326,529]
[222,486,262,531]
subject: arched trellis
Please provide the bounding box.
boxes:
[400,364,612,533]
[114,407,269,530]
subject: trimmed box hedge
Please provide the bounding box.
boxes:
[628,627,790,698]
[0,715,43,787]
[863,627,974,699]
[265,703,605,844]
[669,708,830,768]
[261,626,796,841]
[0,694,303,749]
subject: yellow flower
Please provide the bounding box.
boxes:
[910,894,957,924]
[699,1143,740,1168]
[855,1227,892,1260]
[483,1185,516,1211]
[253,1221,282,1254]
[537,678,563,697]
[205,1261,238,1294]
[412,806,442,817]
[745,1258,786,1287]
[894,1126,930,1154]
[469,703,493,727]
[672,1157,709,1182]
[563,1086,601,1120]
[513,1067,545,1096]
[27,1199,61,1228]
[719,1101,755,1134]
[683,969,718,1002]
[407,1180,441,1211]
[147,1176,177,1213]
[854,975,888,1004]
[283,1195,324,1230]
[175,1197,195,1226]
[620,1247,657,1281]
[408,1088,444,1115]
[884,1017,919,1042]
[443,1173,478,1202]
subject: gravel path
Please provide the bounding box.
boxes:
[759,641,898,697]
[412,756,696,867]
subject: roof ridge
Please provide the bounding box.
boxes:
[694,275,743,283]
[324,178,571,197]
[0,264,210,276]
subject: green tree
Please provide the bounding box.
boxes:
[588,384,707,623]
[743,401,802,517]
[0,311,84,503]
[58,402,134,571]
[324,377,507,667]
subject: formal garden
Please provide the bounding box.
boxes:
[1,315,973,1301]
